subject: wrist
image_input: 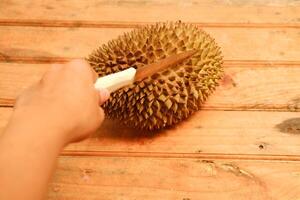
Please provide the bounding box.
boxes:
[5,110,69,148]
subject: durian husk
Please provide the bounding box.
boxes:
[88,21,223,130]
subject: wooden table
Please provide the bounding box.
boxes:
[1,0,300,199]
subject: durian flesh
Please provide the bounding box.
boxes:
[88,22,223,130]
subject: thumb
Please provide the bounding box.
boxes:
[98,88,110,105]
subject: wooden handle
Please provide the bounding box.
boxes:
[94,67,136,93]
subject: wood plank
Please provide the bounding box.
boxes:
[1,20,300,29]
[0,27,299,62]
[48,156,300,199]
[1,107,300,157]
[1,63,300,111]
[0,0,299,25]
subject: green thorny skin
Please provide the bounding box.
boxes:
[87,21,224,130]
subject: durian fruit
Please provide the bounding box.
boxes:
[87,21,223,130]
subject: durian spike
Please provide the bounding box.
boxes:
[134,49,197,81]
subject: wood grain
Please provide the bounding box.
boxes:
[1,63,299,111]
[1,19,300,29]
[0,0,299,24]
[1,1,300,199]
[0,27,299,62]
[48,156,300,200]
[1,107,300,157]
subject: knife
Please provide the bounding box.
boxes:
[94,49,197,93]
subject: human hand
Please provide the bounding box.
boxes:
[10,59,109,145]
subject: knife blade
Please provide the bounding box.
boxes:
[94,49,197,93]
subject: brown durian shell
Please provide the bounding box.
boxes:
[87,22,223,130]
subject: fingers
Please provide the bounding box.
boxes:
[68,59,90,69]
[67,59,98,82]
[97,107,105,126]
[90,68,99,82]
[67,59,109,105]
[97,88,110,105]
[41,63,62,83]
[44,60,98,86]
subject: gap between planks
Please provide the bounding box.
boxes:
[1,99,299,112]
[1,56,300,67]
[61,151,300,162]
[0,19,299,29]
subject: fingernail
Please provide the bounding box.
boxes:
[99,88,110,102]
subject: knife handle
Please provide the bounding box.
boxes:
[94,67,136,93]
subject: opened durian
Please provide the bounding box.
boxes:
[87,21,223,130]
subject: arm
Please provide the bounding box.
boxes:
[0,60,109,200]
